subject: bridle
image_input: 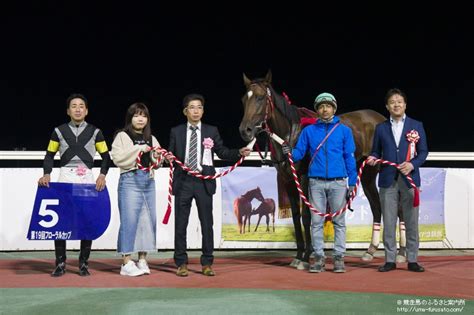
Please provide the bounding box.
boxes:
[245,82,292,165]
[246,82,276,135]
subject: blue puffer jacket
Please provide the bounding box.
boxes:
[292,116,357,186]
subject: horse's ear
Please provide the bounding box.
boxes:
[243,73,252,88]
[265,70,272,83]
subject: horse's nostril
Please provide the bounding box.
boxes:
[239,127,253,142]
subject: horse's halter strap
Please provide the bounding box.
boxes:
[248,83,289,165]
[263,87,275,133]
[248,83,275,134]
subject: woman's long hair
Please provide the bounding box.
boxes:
[119,102,152,141]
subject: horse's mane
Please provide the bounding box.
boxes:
[269,85,300,123]
[242,187,260,199]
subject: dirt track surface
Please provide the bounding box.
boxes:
[1,255,473,299]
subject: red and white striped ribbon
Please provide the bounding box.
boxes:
[166,152,245,180]
[163,155,174,224]
[136,148,163,171]
[286,154,420,218]
[366,158,420,207]
[137,146,250,224]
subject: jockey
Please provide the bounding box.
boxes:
[284,92,357,273]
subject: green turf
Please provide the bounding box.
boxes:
[345,224,445,242]
[222,223,445,242]
[222,224,296,241]
[1,288,471,315]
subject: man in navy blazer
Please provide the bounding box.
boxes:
[168,93,251,277]
[367,88,428,272]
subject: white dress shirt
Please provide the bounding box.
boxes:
[390,114,406,147]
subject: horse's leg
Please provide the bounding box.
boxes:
[279,173,303,266]
[272,211,275,232]
[287,175,312,271]
[265,214,270,232]
[287,185,304,261]
[238,215,243,234]
[246,214,251,233]
[248,213,251,233]
[255,215,262,232]
[300,174,313,263]
[396,200,407,262]
[360,163,382,261]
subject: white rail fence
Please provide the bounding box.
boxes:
[1,151,473,251]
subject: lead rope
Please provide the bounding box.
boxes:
[136,138,256,224]
[267,132,420,217]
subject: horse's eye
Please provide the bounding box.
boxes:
[255,95,265,102]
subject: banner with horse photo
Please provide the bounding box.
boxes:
[221,167,446,243]
[221,167,296,241]
[324,167,446,242]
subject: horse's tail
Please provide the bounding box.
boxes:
[233,199,242,227]
[269,199,276,216]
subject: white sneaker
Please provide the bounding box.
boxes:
[297,261,310,270]
[120,261,145,277]
[137,259,151,275]
[289,258,301,268]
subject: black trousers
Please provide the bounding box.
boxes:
[54,240,92,265]
[173,175,214,267]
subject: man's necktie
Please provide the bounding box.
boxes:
[188,125,198,171]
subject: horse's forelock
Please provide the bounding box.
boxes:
[244,80,299,123]
[248,79,268,96]
[250,78,268,85]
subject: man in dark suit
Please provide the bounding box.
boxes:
[367,88,428,273]
[168,93,251,277]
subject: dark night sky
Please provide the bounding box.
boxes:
[2,3,473,152]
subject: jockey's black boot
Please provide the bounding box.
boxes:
[52,240,67,277]
[79,240,92,276]
[51,261,66,277]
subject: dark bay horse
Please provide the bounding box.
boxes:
[239,71,387,266]
[252,198,276,232]
[233,187,265,234]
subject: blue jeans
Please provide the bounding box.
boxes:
[309,178,347,257]
[117,170,156,255]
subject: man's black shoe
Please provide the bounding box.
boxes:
[408,262,425,272]
[79,263,91,276]
[51,262,66,277]
[378,262,396,272]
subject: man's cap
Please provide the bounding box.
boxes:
[314,92,337,110]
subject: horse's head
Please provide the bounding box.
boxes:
[253,186,265,202]
[239,71,273,142]
[245,186,264,202]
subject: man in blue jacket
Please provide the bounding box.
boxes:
[285,92,357,273]
[367,88,428,272]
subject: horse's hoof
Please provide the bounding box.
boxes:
[361,252,374,261]
[367,243,379,255]
[396,254,407,263]
[289,258,301,268]
[396,247,407,263]
[296,261,310,270]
